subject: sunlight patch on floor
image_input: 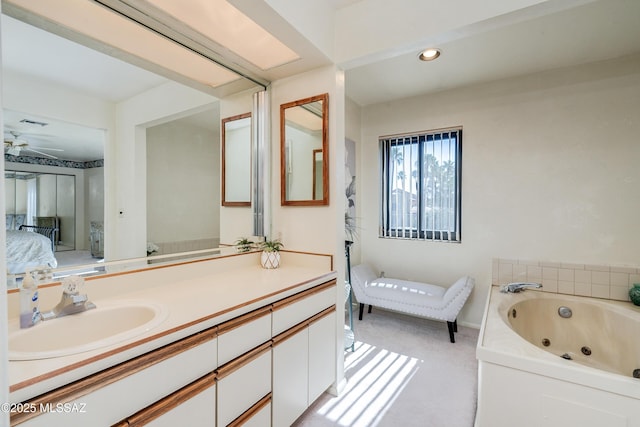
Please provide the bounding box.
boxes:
[316,341,420,426]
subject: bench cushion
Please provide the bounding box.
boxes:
[350,264,474,322]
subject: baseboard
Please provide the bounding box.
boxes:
[458,319,481,330]
[361,306,482,330]
[329,377,348,396]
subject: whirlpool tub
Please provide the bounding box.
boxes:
[475,286,640,427]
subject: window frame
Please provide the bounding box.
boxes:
[379,127,462,242]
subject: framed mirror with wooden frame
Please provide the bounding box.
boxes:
[280,93,329,206]
[221,112,252,206]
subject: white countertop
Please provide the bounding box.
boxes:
[9,251,336,403]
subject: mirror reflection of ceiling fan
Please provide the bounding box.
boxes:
[4,130,64,159]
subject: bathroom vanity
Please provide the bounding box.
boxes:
[7,251,338,426]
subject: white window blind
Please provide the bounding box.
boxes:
[380,127,462,242]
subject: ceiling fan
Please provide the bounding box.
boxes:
[4,130,63,159]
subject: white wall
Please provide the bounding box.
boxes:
[146,119,219,245]
[285,126,323,200]
[271,65,346,392]
[85,166,104,226]
[358,54,640,326]
[271,66,345,255]
[110,81,218,260]
[345,96,362,265]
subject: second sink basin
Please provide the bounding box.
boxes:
[9,301,168,361]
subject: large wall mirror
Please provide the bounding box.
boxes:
[2,8,261,286]
[280,93,329,206]
[222,113,252,206]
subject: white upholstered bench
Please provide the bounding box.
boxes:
[350,264,475,343]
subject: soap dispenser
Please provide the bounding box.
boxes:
[20,269,41,328]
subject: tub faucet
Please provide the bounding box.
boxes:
[500,282,543,293]
[41,276,96,320]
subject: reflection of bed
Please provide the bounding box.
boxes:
[6,228,58,274]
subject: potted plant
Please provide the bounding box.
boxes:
[235,237,254,253]
[147,242,159,256]
[260,238,283,269]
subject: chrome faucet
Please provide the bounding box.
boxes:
[500,282,543,293]
[41,275,96,320]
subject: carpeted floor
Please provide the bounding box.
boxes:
[55,250,101,267]
[294,308,479,427]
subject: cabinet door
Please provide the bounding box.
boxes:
[308,310,337,403]
[272,325,309,427]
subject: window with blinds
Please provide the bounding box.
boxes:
[380,127,462,242]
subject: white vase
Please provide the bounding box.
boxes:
[261,251,280,269]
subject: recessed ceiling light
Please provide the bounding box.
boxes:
[418,48,441,62]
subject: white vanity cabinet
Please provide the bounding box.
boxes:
[271,280,337,427]
[11,328,218,427]
[114,372,217,427]
[308,309,337,403]
[226,394,272,427]
[10,278,337,427]
[216,305,273,426]
[217,306,272,366]
[273,324,309,427]
[217,343,272,426]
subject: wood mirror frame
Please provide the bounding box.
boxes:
[221,112,252,206]
[280,93,329,206]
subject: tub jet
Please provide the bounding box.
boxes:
[633,369,640,379]
[561,353,572,360]
[558,306,572,318]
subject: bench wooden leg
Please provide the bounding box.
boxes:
[447,321,456,343]
[358,304,373,320]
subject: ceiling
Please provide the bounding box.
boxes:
[3,0,640,160]
[338,0,640,106]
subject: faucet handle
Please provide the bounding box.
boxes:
[501,282,542,293]
[70,294,88,304]
[62,275,85,295]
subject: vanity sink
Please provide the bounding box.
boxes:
[9,301,168,360]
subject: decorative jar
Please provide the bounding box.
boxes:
[261,251,280,269]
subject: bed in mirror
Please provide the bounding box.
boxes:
[5,171,76,274]
[280,93,329,206]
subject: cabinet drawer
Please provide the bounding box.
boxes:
[13,329,218,427]
[217,343,272,427]
[218,306,272,365]
[228,394,271,427]
[124,373,216,427]
[272,280,336,336]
